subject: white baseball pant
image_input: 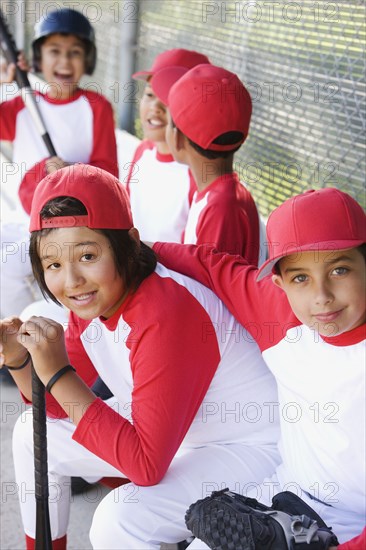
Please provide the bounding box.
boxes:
[12,397,279,549]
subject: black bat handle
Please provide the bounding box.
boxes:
[31,364,53,550]
[14,65,31,88]
[42,132,58,157]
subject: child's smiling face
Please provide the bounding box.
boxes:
[40,33,86,99]
[272,247,366,337]
[39,226,126,320]
[139,83,169,149]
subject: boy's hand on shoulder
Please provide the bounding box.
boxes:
[46,156,70,174]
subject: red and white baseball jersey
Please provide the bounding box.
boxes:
[126,140,196,242]
[183,173,260,266]
[0,89,118,214]
[153,243,366,514]
[41,263,279,486]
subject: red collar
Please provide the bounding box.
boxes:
[155,150,174,163]
[35,88,83,105]
[321,323,366,346]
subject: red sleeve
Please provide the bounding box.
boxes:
[0,96,24,140]
[338,529,366,550]
[195,200,259,264]
[85,91,119,178]
[153,242,295,350]
[18,158,48,215]
[73,280,221,486]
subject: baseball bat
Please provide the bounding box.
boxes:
[0,8,57,156]
[0,12,54,547]
[31,362,53,550]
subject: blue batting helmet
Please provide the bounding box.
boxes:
[32,8,96,75]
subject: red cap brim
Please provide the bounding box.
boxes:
[150,66,189,106]
[132,70,152,81]
[256,240,365,281]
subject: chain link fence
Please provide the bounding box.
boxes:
[135,0,365,215]
[3,0,366,216]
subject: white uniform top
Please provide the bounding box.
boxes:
[0,89,118,214]
[47,263,281,486]
[154,243,366,516]
[126,140,195,242]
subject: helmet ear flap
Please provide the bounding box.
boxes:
[32,40,43,72]
[84,43,97,75]
[33,57,41,73]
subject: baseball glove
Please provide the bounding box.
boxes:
[185,488,339,550]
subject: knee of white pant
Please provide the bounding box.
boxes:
[90,495,112,548]
[12,409,35,489]
[20,300,68,325]
[90,491,128,547]
[12,408,34,458]
[90,487,154,549]
[187,540,211,549]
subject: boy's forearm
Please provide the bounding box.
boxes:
[46,370,97,425]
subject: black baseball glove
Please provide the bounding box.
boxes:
[185,488,339,550]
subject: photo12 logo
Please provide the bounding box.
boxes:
[2,1,140,24]
[201,2,340,24]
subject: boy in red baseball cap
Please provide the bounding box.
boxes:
[0,164,280,549]
[151,63,262,265]
[153,187,366,544]
[126,49,210,243]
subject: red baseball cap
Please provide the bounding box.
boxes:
[151,64,252,151]
[256,188,366,281]
[132,48,210,81]
[30,164,133,231]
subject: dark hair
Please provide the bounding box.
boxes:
[273,243,366,276]
[29,197,157,305]
[187,132,244,159]
[357,243,366,261]
[171,118,243,159]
